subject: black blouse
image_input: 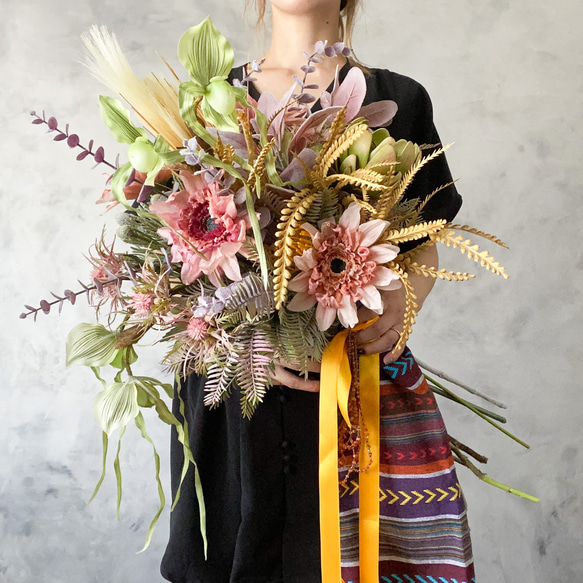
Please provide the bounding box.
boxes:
[160,63,462,583]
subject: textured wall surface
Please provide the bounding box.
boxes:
[1,0,581,581]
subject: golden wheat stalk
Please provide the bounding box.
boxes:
[213,136,235,165]
[403,260,475,281]
[433,230,509,278]
[313,124,369,181]
[273,188,318,308]
[375,145,451,220]
[382,220,447,245]
[248,137,277,189]
[448,224,510,248]
[81,25,192,149]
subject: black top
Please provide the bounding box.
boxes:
[160,64,462,583]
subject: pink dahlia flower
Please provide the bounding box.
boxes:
[149,171,247,285]
[286,203,401,331]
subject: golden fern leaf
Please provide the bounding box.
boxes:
[319,106,347,160]
[324,173,389,192]
[236,109,256,164]
[341,195,377,215]
[403,260,475,281]
[388,263,418,354]
[375,145,451,220]
[395,238,437,262]
[313,124,369,181]
[382,220,447,245]
[433,230,509,278]
[448,224,509,248]
[273,189,318,308]
[406,181,456,225]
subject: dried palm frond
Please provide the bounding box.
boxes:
[82,25,192,148]
[432,230,508,278]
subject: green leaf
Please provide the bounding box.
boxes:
[93,377,140,436]
[110,345,138,370]
[113,426,125,519]
[178,84,217,144]
[99,95,147,145]
[178,17,234,88]
[66,323,119,367]
[110,162,134,209]
[135,412,166,552]
[88,431,109,504]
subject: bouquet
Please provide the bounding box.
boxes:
[23,18,535,551]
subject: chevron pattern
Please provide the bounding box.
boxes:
[381,576,476,583]
[383,352,415,379]
[341,481,462,505]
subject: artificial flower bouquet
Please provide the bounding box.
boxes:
[23,17,535,549]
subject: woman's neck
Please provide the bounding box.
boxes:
[263,6,344,74]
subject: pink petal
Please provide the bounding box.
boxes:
[358,100,398,128]
[329,67,367,122]
[288,270,311,292]
[358,285,383,313]
[301,223,320,242]
[316,303,337,331]
[368,243,400,264]
[287,292,317,312]
[294,249,317,271]
[338,202,361,231]
[221,255,242,281]
[337,296,359,328]
[358,219,389,247]
[371,266,401,290]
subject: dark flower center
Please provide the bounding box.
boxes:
[179,203,226,243]
[330,258,347,274]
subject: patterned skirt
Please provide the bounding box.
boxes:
[339,349,476,583]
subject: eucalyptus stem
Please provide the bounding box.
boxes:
[425,374,530,449]
[429,384,507,424]
[451,443,540,503]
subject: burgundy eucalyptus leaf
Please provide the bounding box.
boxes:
[88,139,94,152]
[19,313,27,319]
[40,300,51,314]
[303,84,319,90]
[24,304,36,311]
[297,93,316,104]
[47,117,58,130]
[76,151,90,161]
[53,134,67,142]
[32,119,44,125]
[94,146,105,163]
[67,134,80,148]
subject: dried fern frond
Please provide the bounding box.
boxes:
[395,238,437,262]
[403,261,475,281]
[375,145,451,220]
[449,224,509,249]
[433,230,509,278]
[273,188,318,309]
[220,273,275,324]
[324,172,389,192]
[313,124,368,181]
[303,187,340,225]
[381,220,447,245]
[341,195,377,216]
[212,136,235,165]
[82,25,191,148]
[204,354,238,407]
[388,263,418,353]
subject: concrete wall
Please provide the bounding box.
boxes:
[1,0,581,580]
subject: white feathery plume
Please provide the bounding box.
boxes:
[81,25,192,149]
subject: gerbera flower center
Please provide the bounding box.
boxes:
[179,203,226,243]
[330,257,347,274]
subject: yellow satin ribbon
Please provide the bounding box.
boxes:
[319,320,380,583]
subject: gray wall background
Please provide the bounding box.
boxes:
[1,0,581,581]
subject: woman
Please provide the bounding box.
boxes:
[161,1,475,581]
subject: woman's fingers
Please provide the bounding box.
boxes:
[358,326,401,356]
[270,363,321,393]
[277,358,322,374]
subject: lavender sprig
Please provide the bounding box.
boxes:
[30,110,119,171]
[20,277,128,321]
[235,58,266,89]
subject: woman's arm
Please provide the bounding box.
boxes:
[356,243,438,363]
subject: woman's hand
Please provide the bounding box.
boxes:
[270,358,321,393]
[356,286,407,365]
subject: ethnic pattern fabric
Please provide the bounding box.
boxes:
[339,349,475,583]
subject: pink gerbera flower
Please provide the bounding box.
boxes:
[149,171,247,285]
[286,203,401,331]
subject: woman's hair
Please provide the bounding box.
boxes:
[247,1,361,51]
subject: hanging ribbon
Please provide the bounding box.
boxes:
[319,320,380,583]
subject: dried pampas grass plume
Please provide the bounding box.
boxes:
[81,25,192,149]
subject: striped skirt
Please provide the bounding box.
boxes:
[339,349,476,583]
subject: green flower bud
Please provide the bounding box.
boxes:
[349,130,373,169]
[127,138,160,174]
[340,154,358,174]
[206,79,236,115]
